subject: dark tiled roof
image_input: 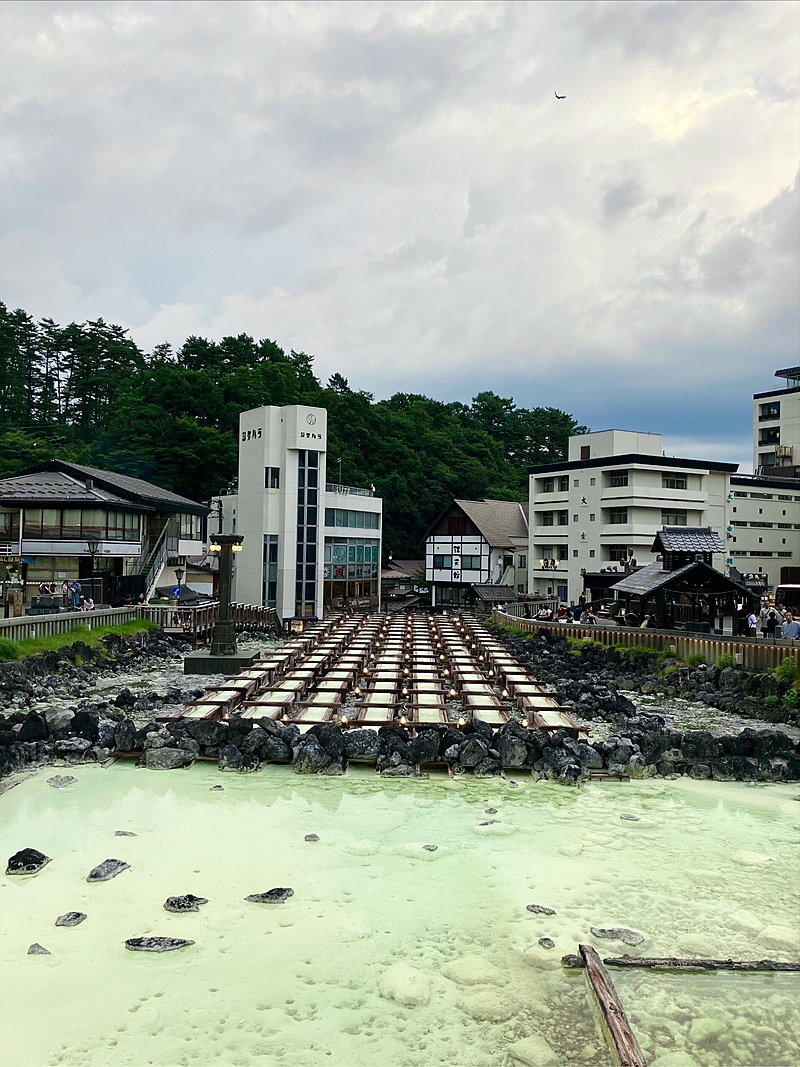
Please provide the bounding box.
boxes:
[454,499,529,548]
[0,470,139,508]
[471,584,519,603]
[43,461,206,512]
[612,559,752,598]
[775,366,800,379]
[382,559,422,578]
[651,527,725,554]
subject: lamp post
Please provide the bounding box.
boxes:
[208,534,244,656]
[86,536,101,604]
[175,564,185,600]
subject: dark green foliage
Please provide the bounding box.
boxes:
[0,300,586,556]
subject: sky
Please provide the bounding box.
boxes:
[1,0,798,472]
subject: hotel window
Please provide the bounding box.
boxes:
[573,514,579,522]
[572,549,579,557]
[608,545,630,562]
[557,510,569,526]
[265,467,280,489]
[580,446,590,460]
[433,555,452,569]
[540,512,554,527]
[558,476,569,491]
[589,477,596,486]
[462,555,482,570]
[179,513,201,540]
[609,471,629,487]
[124,512,139,541]
[557,545,568,560]
[573,478,580,488]
[607,507,628,524]
[517,555,526,568]
[541,478,554,493]
[324,508,380,529]
[661,509,688,526]
[589,550,596,558]
[759,401,780,420]
[589,513,595,522]
[662,473,687,490]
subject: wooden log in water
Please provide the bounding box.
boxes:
[604,954,800,972]
[579,944,647,1067]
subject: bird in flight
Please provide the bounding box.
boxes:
[555,92,566,99]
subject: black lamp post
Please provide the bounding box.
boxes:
[208,534,243,655]
[175,564,185,600]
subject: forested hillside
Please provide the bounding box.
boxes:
[0,301,586,556]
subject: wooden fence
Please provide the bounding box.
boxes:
[0,606,143,644]
[491,611,800,672]
[0,602,280,648]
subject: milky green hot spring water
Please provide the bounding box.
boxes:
[1,766,798,1067]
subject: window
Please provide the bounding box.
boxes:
[608,545,629,562]
[607,507,628,524]
[662,473,688,490]
[557,510,569,526]
[517,584,525,593]
[609,471,629,487]
[661,509,688,526]
[573,478,580,488]
[180,513,200,540]
[517,555,526,568]
[589,550,596,558]
[573,514,579,522]
[23,509,42,537]
[541,478,554,493]
[589,513,595,522]
[433,555,452,569]
[263,535,279,608]
[580,446,590,460]
[558,476,569,491]
[265,467,280,489]
[759,401,780,420]
[589,477,596,486]
[572,549,578,557]
[759,427,780,446]
[324,508,380,529]
[462,555,482,570]
[124,513,139,541]
[557,545,569,560]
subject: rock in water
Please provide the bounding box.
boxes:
[244,887,294,904]
[164,894,208,913]
[47,775,78,789]
[28,943,51,955]
[6,848,51,875]
[506,1035,558,1066]
[590,926,645,946]
[620,813,640,821]
[125,937,195,953]
[538,937,555,949]
[422,844,438,852]
[56,911,87,927]
[304,834,319,842]
[114,831,137,837]
[210,785,224,791]
[87,858,130,882]
[527,904,556,915]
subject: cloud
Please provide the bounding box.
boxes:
[0,0,797,467]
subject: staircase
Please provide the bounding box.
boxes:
[138,519,179,600]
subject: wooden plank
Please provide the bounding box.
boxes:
[579,944,647,1067]
[604,954,800,973]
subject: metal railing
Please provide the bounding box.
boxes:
[491,611,800,672]
[324,483,374,497]
[141,519,179,600]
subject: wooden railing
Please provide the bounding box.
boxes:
[0,606,143,644]
[142,602,281,644]
[0,602,280,649]
[491,611,800,672]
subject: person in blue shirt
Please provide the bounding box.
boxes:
[780,613,800,640]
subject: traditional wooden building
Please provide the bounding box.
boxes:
[611,527,754,632]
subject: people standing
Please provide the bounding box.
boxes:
[780,613,800,641]
[745,607,758,637]
[69,580,82,611]
[61,580,70,607]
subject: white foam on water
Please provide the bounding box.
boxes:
[1,766,798,1067]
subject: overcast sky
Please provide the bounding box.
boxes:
[1,1,798,470]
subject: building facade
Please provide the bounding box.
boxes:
[0,460,207,606]
[528,426,800,605]
[217,404,382,620]
[753,366,800,477]
[424,499,528,608]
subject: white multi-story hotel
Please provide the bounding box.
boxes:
[528,368,800,604]
[216,405,382,621]
[528,430,734,605]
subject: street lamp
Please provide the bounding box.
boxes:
[175,564,185,601]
